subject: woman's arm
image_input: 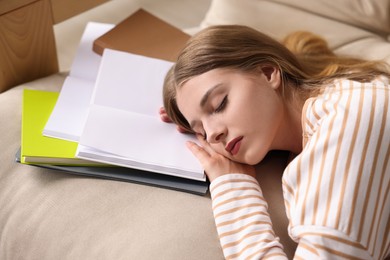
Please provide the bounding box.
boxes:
[210,174,287,259]
[283,79,389,259]
[187,136,288,259]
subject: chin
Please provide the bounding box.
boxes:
[230,150,266,165]
[243,153,266,165]
[246,159,262,166]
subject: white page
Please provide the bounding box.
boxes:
[92,49,173,115]
[43,22,114,142]
[78,105,204,181]
[43,77,95,141]
[69,22,113,80]
[78,49,205,181]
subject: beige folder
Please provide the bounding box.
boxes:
[93,9,190,62]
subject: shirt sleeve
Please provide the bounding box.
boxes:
[283,80,390,259]
[209,173,378,260]
[209,173,288,259]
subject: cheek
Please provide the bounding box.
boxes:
[210,143,226,156]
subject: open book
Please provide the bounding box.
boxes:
[76,49,205,181]
[43,22,114,142]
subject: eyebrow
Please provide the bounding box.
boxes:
[200,83,223,107]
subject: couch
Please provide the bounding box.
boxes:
[1,0,389,259]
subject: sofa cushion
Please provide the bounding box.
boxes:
[200,0,390,64]
[268,0,390,36]
[0,74,224,260]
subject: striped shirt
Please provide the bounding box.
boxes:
[210,79,390,259]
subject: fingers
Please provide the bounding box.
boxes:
[158,107,166,115]
[159,106,192,134]
[186,141,211,165]
[176,125,189,133]
[159,107,172,123]
[186,139,228,182]
[196,134,218,156]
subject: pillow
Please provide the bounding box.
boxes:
[201,0,390,36]
[199,0,390,64]
[269,0,390,36]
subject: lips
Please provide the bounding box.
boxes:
[225,136,243,156]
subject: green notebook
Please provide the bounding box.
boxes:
[21,89,100,166]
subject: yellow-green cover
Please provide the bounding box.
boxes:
[21,89,100,166]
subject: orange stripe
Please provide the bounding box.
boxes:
[213,186,260,200]
[311,99,322,121]
[377,153,390,259]
[336,85,364,230]
[213,194,265,211]
[313,243,366,260]
[210,178,259,194]
[225,239,275,259]
[261,252,287,259]
[214,203,268,218]
[334,82,387,92]
[322,83,352,226]
[305,117,315,133]
[219,220,273,239]
[294,146,302,222]
[314,86,342,226]
[299,240,319,256]
[357,83,379,242]
[299,232,366,249]
[222,230,276,249]
[282,179,294,196]
[348,82,376,235]
[302,92,329,224]
[217,212,271,229]
[366,85,388,251]
[302,98,315,131]
[379,212,390,259]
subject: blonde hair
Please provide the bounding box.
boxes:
[163,25,390,132]
[282,31,390,84]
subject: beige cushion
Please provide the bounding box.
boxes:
[200,0,390,64]
[269,0,390,35]
[0,74,224,260]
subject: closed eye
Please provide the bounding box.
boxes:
[215,95,228,113]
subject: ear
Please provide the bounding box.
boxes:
[261,65,281,90]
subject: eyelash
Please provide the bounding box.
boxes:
[200,95,228,140]
[214,95,228,113]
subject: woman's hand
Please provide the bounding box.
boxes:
[186,135,256,182]
[159,107,189,133]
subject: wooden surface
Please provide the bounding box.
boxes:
[0,0,110,93]
[50,0,109,24]
[0,0,37,16]
[0,0,58,93]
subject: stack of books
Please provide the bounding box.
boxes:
[18,9,208,195]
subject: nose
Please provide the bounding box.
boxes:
[204,120,227,144]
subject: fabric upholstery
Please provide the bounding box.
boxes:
[200,0,390,63]
[1,0,389,259]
